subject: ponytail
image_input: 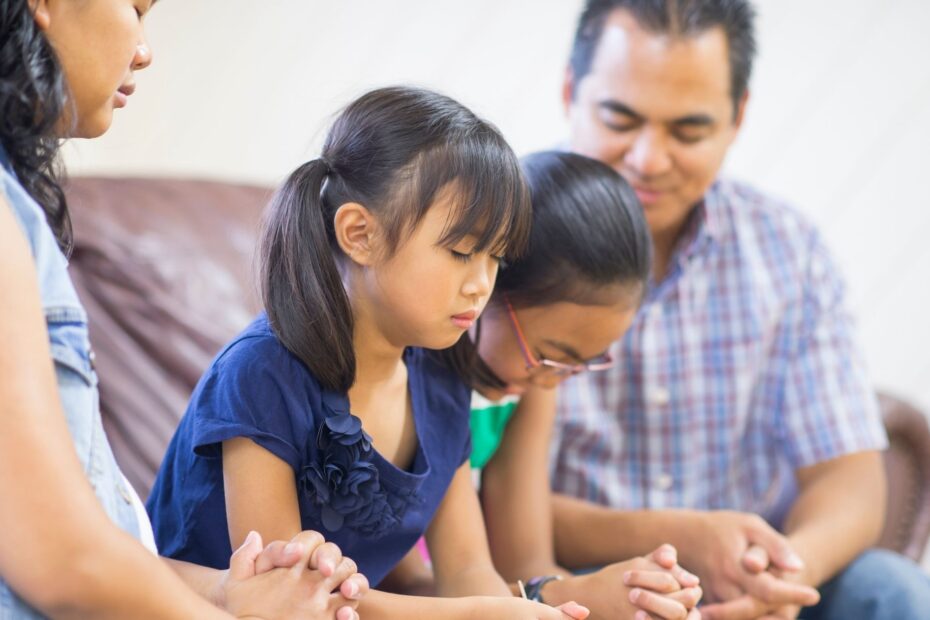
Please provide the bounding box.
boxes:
[260,159,355,392]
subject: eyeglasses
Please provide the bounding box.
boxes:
[503,295,614,377]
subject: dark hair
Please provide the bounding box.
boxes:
[498,151,652,310]
[570,0,757,113]
[0,0,71,253]
[260,86,531,392]
[470,151,652,392]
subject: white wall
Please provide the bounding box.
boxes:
[64,0,930,562]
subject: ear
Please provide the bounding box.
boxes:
[29,0,52,31]
[733,89,750,132]
[333,202,379,266]
[561,65,575,117]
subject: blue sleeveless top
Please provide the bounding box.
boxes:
[0,147,143,618]
[148,314,472,586]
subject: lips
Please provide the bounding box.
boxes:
[451,309,478,329]
[114,83,136,109]
[633,185,665,205]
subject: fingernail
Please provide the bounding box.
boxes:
[283,542,302,556]
[321,559,335,575]
[243,530,258,547]
[629,588,641,602]
[786,551,805,569]
[346,581,358,598]
[623,570,633,584]
[683,570,699,583]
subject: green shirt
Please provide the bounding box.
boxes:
[469,392,519,469]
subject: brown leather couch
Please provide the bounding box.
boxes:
[65,176,930,563]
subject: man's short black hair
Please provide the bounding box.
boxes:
[569,0,757,113]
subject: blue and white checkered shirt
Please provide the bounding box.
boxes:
[553,179,888,527]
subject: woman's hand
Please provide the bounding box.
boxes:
[218,530,368,620]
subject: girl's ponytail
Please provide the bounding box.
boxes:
[260,159,355,392]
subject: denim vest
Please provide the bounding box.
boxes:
[0,149,142,618]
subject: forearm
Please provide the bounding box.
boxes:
[783,451,886,587]
[482,387,563,581]
[357,589,489,620]
[552,495,695,568]
[436,564,512,598]
[163,558,225,609]
[38,529,228,620]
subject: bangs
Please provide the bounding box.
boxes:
[384,131,532,259]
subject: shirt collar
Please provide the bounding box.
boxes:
[673,180,725,266]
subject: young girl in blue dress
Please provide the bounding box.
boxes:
[148,86,589,619]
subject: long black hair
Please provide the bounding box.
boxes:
[260,86,532,392]
[0,0,71,252]
[498,150,652,309]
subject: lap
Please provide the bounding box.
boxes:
[801,548,930,620]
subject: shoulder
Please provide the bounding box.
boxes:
[709,179,835,284]
[197,314,327,407]
[1,161,48,243]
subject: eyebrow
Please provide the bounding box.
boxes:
[542,339,603,364]
[598,99,716,127]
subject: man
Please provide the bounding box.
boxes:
[551,1,930,618]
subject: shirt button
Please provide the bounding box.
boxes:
[649,386,670,407]
[656,473,674,491]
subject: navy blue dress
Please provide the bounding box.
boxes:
[147,315,471,586]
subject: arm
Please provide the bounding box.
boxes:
[428,463,514,597]
[0,198,230,619]
[482,387,569,580]
[785,451,885,587]
[225,437,579,619]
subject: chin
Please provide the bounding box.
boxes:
[74,110,115,139]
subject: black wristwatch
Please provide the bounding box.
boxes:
[524,575,563,604]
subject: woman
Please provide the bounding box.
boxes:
[0,1,365,617]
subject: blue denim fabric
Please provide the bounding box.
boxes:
[0,148,142,618]
[801,549,930,620]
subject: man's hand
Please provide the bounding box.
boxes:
[671,512,818,620]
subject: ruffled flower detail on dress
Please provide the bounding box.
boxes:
[300,413,414,538]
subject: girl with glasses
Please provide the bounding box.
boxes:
[384,151,704,620]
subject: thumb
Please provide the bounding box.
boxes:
[742,543,770,574]
[745,524,804,572]
[228,530,263,582]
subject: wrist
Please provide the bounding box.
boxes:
[537,573,575,606]
[523,574,563,604]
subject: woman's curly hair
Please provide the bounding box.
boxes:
[0,0,72,254]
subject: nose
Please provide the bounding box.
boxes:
[132,40,153,71]
[461,256,496,301]
[623,127,672,177]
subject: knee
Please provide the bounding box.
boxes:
[826,549,930,619]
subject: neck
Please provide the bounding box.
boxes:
[348,281,407,389]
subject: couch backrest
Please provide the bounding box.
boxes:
[67,177,271,497]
